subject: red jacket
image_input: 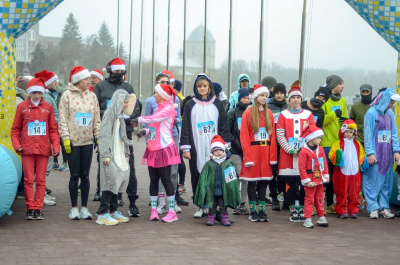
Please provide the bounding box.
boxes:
[11,98,60,156]
[298,145,329,186]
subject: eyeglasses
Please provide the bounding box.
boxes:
[157,81,170,85]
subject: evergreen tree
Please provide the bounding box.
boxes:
[98,22,115,62]
[30,43,46,75]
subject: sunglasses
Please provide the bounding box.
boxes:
[157,81,170,85]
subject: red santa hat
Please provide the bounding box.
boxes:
[303,125,324,143]
[34,70,58,87]
[251,84,269,100]
[288,80,302,100]
[210,135,226,152]
[154,84,178,108]
[106,58,126,72]
[69,66,91,85]
[27,77,46,94]
[161,70,175,82]
[90,69,104,81]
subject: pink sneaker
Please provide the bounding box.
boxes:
[162,210,178,223]
[150,208,159,221]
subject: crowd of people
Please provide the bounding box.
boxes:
[10,57,400,228]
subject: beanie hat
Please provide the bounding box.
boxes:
[238,88,250,102]
[69,66,91,85]
[154,84,178,108]
[213,82,222,97]
[34,70,58,87]
[90,69,104,81]
[261,76,277,89]
[325,75,343,91]
[106,58,126,72]
[360,84,372,93]
[273,83,286,95]
[251,84,269,100]
[288,80,302,99]
[27,77,46,94]
[210,135,226,153]
[314,86,330,102]
[174,80,182,92]
[303,124,324,143]
[162,70,175,82]
[16,76,34,90]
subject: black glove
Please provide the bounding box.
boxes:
[130,118,139,125]
[93,138,98,150]
[136,129,146,138]
[272,164,278,177]
[334,109,342,118]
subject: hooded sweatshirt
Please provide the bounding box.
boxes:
[228,74,251,111]
[16,87,28,106]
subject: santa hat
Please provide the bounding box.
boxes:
[154,84,178,108]
[210,135,226,153]
[161,70,175,82]
[69,66,91,85]
[106,58,126,72]
[251,84,269,100]
[303,125,324,143]
[339,119,357,139]
[288,80,302,99]
[27,77,46,94]
[90,69,104,81]
[34,70,58,87]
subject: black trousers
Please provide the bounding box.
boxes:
[248,181,268,201]
[148,166,174,196]
[98,190,118,214]
[209,196,227,214]
[96,152,100,194]
[283,176,305,206]
[67,144,93,207]
[188,153,201,200]
[178,150,186,185]
[125,132,139,206]
[267,177,278,199]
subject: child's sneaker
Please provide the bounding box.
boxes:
[369,210,379,219]
[339,213,349,219]
[232,205,241,215]
[34,210,44,220]
[174,202,182,213]
[206,213,216,226]
[44,194,56,206]
[249,210,260,222]
[162,210,178,222]
[303,218,314,228]
[194,207,203,218]
[379,209,395,219]
[240,203,249,215]
[111,211,129,223]
[349,213,358,219]
[150,208,159,221]
[259,211,269,222]
[52,163,60,170]
[298,206,305,222]
[316,216,328,227]
[25,210,35,220]
[325,204,336,214]
[69,208,80,220]
[93,193,101,201]
[59,162,69,171]
[117,199,124,207]
[157,203,167,214]
[79,207,93,220]
[96,213,118,226]
[289,206,300,222]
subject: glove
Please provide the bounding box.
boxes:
[288,149,296,155]
[93,138,98,150]
[335,148,344,167]
[136,129,146,138]
[63,139,71,154]
[131,118,139,125]
[334,109,342,118]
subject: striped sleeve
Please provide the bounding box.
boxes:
[276,128,292,153]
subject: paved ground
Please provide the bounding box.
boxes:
[1,140,400,265]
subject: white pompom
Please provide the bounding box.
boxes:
[173,103,178,109]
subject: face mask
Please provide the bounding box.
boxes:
[108,72,124,84]
[310,98,324,108]
[361,93,372,104]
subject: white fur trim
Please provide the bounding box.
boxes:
[27,86,45,94]
[155,84,172,101]
[211,142,225,151]
[288,90,302,99]
[301,178,311,186]
[251,86,269,100]
[245,162,254,167]
[322,174,329,183]
[90,71,104,81]
[391,94,400,101]
[170,78,175,82]
[44,74,58,87]
[305,130,324,142]
[270,161,277,165]
[71,69,91,84]
[180,145,191,151]
[110,64,126,71]
[239,176,273,181]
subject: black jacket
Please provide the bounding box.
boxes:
[301,101,324,129]
[228,102,251,156]
[268,98,288,124]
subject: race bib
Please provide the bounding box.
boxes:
[27,121,46,136]
[331,106,341,112]
[224,167,237,183]
[288,137,305,150]
[75,113,92,126]
[255,127,268,141]
[237,118,242,130]
[313,115,318,123]
[148,127,156,140]
[378,130,391,143]
[273,112,280,123]
[312,157,325,171]
[197,121,215,135]
[107,100,111,109]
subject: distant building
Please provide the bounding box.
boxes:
[15,23,39,76]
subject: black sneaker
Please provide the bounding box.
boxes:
[128,205,140,217]
[259,211,269,222]
[232,205,241,215]
[249,211,260,222]
[34,210,44,220]
[93,193,101,201]
[118,199,124,207]
[176,195,189,205]
[265,197,273,205]
[25,210,34,220]
[45,187,52,194]
[271,198,280,211]
[240,203,249,215]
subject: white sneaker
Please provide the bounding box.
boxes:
[379,209,395,219]
[303,218,314,228]
[157,203,167,214]
[277,192,284,202]
[44,194,56,206]
[69,207,80,220]
[194,207,203,218]
[46,194,56,201]
[369,210,379,219]
[316,216,328,227]
[175,202,182,213]
[203,207,209,215]
[79,207,93,220]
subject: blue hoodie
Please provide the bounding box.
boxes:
[228,73,251,111]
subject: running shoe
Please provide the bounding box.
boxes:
[303,218,314,228]
[45,187,52,194]
[96,213,118,226]
[379,209,395,219]
[59,162,69,171]
[118,199,124,207]
[128,205,140,217]
[150,208,159,221]
[93,193,101,201]
[157,203,167,214]
[162,210,178,222]
[44,194,56,206]
[259,211,269,222]
[174,202,182,213]
[194,207,203,218]
[316,216,328,227]
[240,203,249,215]
[176,195,189,205]
[34,210,44,220]
[69,207,80,220]
[232,205,241,215]
[271,198,280,211]
[79,207,93,220]
[25,210,34,220]
[369,210,379,219]
[249,211,260,222]
[111,211,129,223]
[52,163,59,170]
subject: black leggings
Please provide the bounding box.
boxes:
[98,190,118,214]
[247,181,268,201]
[148,166,174,197]
[178,150,186,185]
[67,144,93,207]
[284,177,305,206]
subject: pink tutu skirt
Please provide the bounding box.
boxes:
[142,143,181,168]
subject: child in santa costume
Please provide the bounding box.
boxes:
[329,119,365,219]
[135,84,181,223]
[298,125,329,228]
[240,85,277,222]
[194,135,241,226]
